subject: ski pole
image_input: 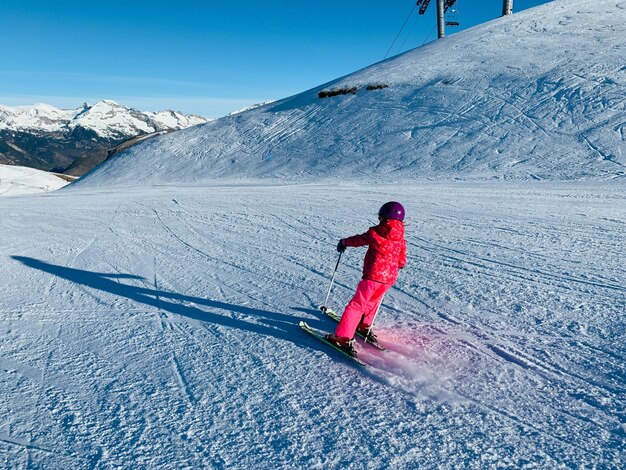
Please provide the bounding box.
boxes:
[320,251,342,312]
[366,294,385,339]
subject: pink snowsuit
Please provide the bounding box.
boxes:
[335,218,406,340]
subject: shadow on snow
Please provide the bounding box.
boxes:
[11,256,347,360]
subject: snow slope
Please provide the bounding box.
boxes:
[1,1,625,468]
[77,0,626,188]
[0,164,69,196]
[1,183,624,468]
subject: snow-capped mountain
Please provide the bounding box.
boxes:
[0,103,75,133]
[147,109,209,132]
[76,0,625,188]
[0,100,207,139]
[0,100,209,175]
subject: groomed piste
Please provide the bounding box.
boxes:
[1,1,624,467]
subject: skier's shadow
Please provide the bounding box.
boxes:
[12,255,305,344]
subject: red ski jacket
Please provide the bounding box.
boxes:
[342,218,406,284]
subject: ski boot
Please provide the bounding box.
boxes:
[324,334,357,357]
[357,326,378,344]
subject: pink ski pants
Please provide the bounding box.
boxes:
[335,278,392,340]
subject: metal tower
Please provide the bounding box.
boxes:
[503,0,514,16]
[416,0,458,39]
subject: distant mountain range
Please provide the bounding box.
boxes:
[0,100,209,175]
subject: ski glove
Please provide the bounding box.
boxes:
[336,240,346,253]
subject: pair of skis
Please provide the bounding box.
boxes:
[299,309,384,368]
[300,253,385,367]
[299,320,368,367]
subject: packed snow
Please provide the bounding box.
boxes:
[1,0,625,468]
[0,164,69,196]
[1,183,624,467]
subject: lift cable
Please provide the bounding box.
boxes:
[384,2,418,59]
[397,8,424,54]
[421,24,438,45]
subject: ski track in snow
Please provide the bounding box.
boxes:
[2,2,625,466]
[0,182,624,468]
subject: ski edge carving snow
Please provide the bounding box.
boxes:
[299,321,367,367]
[320,307,386,350]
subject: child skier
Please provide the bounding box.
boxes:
[326,201,406,356]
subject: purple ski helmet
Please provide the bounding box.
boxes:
[378,201,405,221]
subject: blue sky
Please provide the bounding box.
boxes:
[1,0,551,117]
